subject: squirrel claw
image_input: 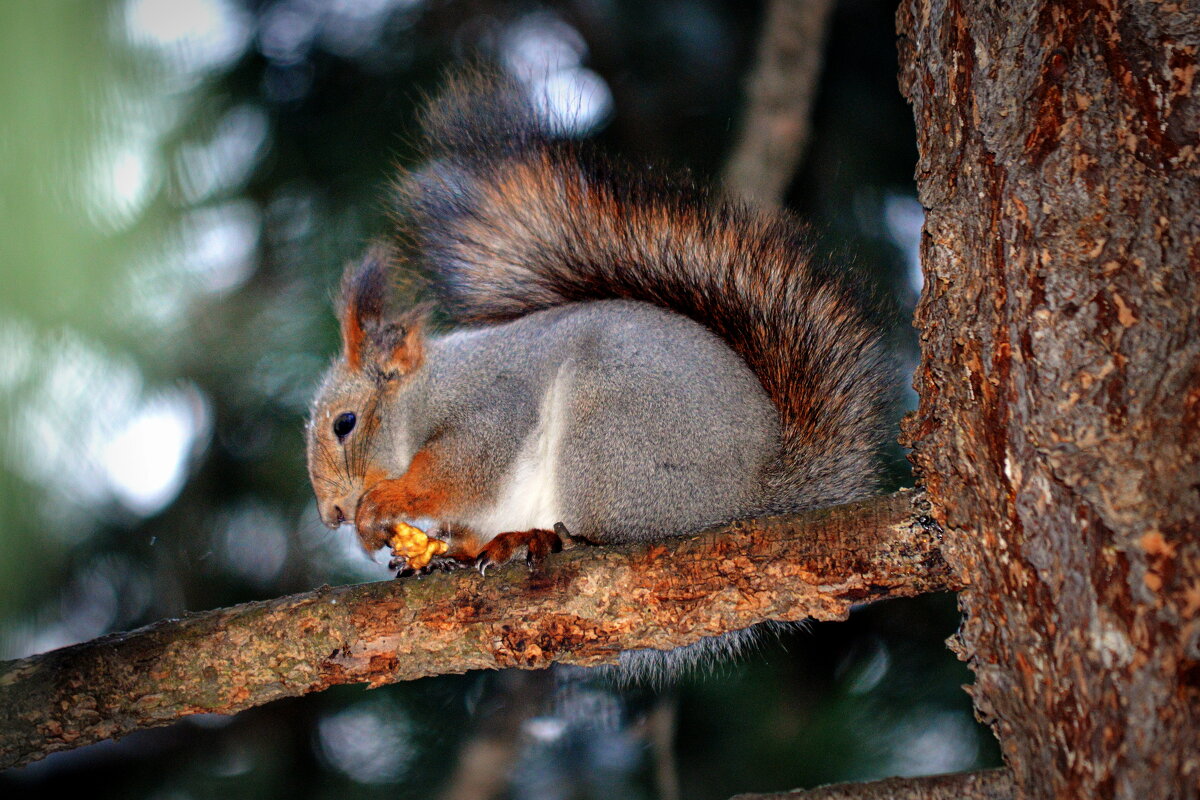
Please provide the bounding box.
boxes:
[390,557,431,579]
[392,552,468,577]
[473,528,562,576]
[428,554,469,572]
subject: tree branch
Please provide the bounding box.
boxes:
[730,768,1015,800]
[0,490,953,770]
[721,0,836,205]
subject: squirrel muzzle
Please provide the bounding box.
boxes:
[317,494,356,529]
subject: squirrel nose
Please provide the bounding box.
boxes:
[319,499,350,529]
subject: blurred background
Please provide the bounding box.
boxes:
[0,1,998,797]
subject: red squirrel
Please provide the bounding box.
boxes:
[305,72,889,671]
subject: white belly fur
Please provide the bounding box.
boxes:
[464,366,569,540]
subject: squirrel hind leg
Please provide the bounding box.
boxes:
[474,528,564,575]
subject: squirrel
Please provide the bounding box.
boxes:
[305,71,890,676]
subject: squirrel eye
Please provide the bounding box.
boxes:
[332,412,356,440]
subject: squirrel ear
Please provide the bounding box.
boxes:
[337,246,428,377]
[338,245,392,371]
[368,305,429,378]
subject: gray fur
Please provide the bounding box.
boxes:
[406,299,781,542]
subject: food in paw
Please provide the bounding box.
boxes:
[387,521,448,569]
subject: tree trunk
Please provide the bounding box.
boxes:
[897,1,1200,798]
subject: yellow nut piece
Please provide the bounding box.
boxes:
[388,522,448,570]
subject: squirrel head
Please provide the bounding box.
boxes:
[306,245,428,529]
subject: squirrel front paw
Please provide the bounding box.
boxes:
[386,521,447,567]
[353,486,404,553]
[386,522,474,577]
[475,528,563,575]
[354,489,449,571]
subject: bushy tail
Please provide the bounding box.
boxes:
[398,72,890,510]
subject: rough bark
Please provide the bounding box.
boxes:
[721,0,836,205]
[731,768,1015,800]
[0,490,952,771]
[897,1,1200,798]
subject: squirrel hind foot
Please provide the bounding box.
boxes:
[474,528,563,575]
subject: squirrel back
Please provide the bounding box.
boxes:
[399,72,890,513]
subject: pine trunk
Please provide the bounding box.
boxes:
[897,1,1200,797]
